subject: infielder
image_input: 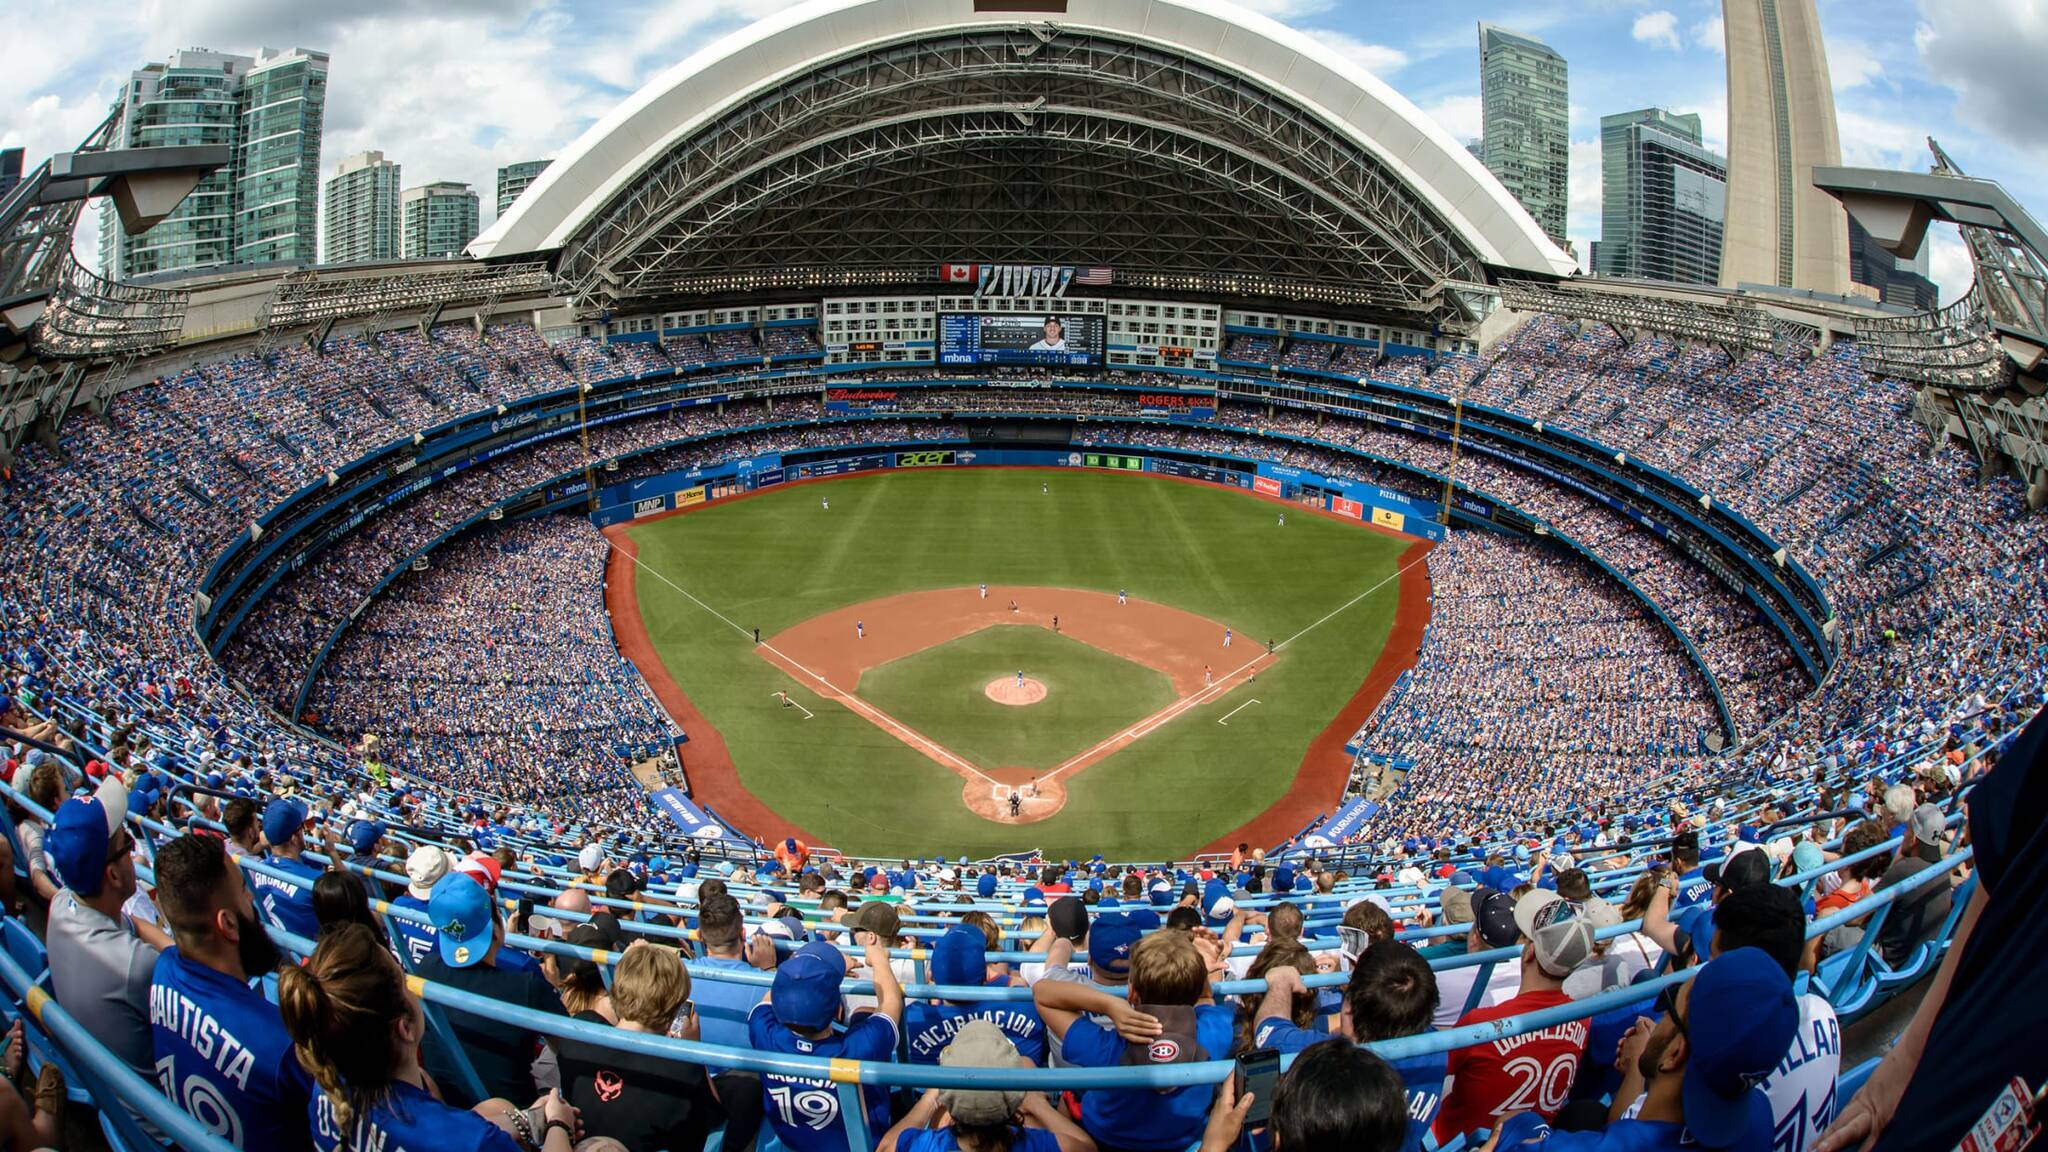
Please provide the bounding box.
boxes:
[1051,615,1060,633]
[1224,628,1233,649]
[856,619,864,640]
[1204,664,1213,688]
[980,582,988,599]
[1118,588,1127,606]
[1016,669,1025,688]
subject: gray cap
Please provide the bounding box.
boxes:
[938,1020,1026,1124]
[1907,803,1945,847]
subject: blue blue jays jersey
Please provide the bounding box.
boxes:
[313,1078,520,1152]
[248,855,323,941]
[389,894,436,969]
[902,1000,1046,1065]
[747,1002,897,1152]
[149,948,315,1151]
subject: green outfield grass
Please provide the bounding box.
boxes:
[856,625,1177,770]
[625,467,1408,858]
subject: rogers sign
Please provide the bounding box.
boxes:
[1138,393,1207,408]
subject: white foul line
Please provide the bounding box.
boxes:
[608,536,1002,787]
[770,692,816,719]
[1218,698,1261,725]
[1038,548,1433,783]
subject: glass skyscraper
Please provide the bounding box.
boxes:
[98,47,328,279]
[1594,108,1727,286]
[402,182,480,259]
[324,151,402,264]
[1479,23,1569,247]
[496,160,552,216]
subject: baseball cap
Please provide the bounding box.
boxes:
[1088,912,1142,977]
[1790,841,1826,875]
[405,845,450,900]
[931,924,989,987]
[1529,915,1594,978]
[1472,888,1520,949]
[1511,890,1573,939]
[260,798,310,848]
[848,901,900,941]
[1438,884,1475,925]
[770,941,848,1031]
[1579,896,1623,931]
[1906,803,1945,846]
[347,820,386,857]
[1048,895,1089,943]
[46,778,130,896]
[1703,846,1772,891]
[938,1020,1027,1124]
[578,843,604,872]
[976,872,998,899]
[454,852,502,893]
[1680,947,1800,1148]
[428,873,495,969]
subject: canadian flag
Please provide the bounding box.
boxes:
[941,263,978,283]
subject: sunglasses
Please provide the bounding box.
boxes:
[1654,983,1690,1037]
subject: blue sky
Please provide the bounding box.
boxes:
[4,0,2042,301]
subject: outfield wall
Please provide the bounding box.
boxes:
[587,445,1449,541]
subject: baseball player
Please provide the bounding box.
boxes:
[856,619,864,640]
[1204,665,1213,688]
[1117,588,1127,606]
[1041,482,1048,495]
[1278,511,1285,527]
[1224,628,1233,649]
[1051,615,1059,633]
[753,627,761,645]
[980,582,988,599]
[822,495,830,511]
[1267,638,1276,656]
[1016,670,1025,689]
[1008,792,1022,818]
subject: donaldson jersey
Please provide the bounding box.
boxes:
[150,948,315,1152]
[247,855,322,942]
[1435,990,1588,1144]
[313,1079,520,1152]
[902,1001,1047,1066]
[747,1002,897,1152]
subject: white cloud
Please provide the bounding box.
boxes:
[1422,95,1483,143]
[1568,136,1602,264]
[1307,31,1409,77]
[1925,223,1974,306]
[1693,14,1724,54]
[1915,0,2048,160]
[1827,39,1884,91]
[1834,108,1938,171]
[1631,10,1682,52]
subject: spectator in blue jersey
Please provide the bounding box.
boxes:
[149,832,315,1152]
[249,798,325,941]
[1034,928,1237,1152]
[278,921,581,1152]
[418,872,569,1107]
[905,924,1047,1066]
[1490,947,1799,1152]
[390,845,449,969]
[1666,832,1710,911]
[879,1020,1097,1152]
[1196,1037,1412,1152]
[1254,941,1445,1146]
[748,937,903,1152]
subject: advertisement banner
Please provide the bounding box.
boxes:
[1253,475,1284,498]
[676,486,706,508]
[1076,452,1144,470]
[894,449,957,468]
[1372,507,1406,532]
[751,467,786,488]
[632,496,666,518]
[796,453,891,480]
[1311,797,1379,846]
[824,388,899,414]
[649,788,744,843]
[1138,393,1217,421]
[1331,496,1364,519]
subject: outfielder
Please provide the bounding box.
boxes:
[822,495,830,511]
[1278,511,1285,527]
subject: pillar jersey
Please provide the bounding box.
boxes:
[149,947,316,1152]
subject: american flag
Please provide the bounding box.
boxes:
[1073,266,1112,285]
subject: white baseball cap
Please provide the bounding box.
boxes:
[578,844,604,872]
[405,845,450,900]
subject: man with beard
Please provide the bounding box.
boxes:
[1487,948,1799,1151]
[149,833,315,1152]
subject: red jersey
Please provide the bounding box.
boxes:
[1432,989,1587,1143]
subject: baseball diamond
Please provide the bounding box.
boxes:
[605,467,1427,858]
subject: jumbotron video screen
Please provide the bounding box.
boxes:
[937,313,1106,367]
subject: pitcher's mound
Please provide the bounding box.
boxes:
[985,677,1047,706]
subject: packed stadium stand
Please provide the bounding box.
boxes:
[0,1,2040,1150]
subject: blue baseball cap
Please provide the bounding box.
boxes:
[261,798,310,848]
[46,778,129,896]
[1088,912,1142,977]
[1790,841,1825,875]
[771,941,848,1031]
[1680,947,1799,1148]
[931,925,989,987]
[428,873,495,969]
[1022,886,1044,906]
[976,872,998,898]
[347,820,386,857]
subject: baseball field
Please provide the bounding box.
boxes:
[605,467,1429,859]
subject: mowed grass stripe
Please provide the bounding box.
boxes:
[625,468,1406,858]
[857,625,1177,770]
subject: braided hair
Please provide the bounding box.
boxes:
[276,923,411,1146]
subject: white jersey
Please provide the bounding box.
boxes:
[1622,991,1839,1152]
[1431,959,1522,1029]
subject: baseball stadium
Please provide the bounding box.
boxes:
[0,1,2040,1150]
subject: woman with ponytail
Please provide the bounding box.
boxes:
[279,922,583,1152]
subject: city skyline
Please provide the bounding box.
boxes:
[4,0,2039,300]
